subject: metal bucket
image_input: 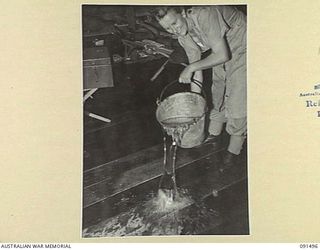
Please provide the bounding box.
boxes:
[156,80,207,148]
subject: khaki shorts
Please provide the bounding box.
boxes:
[209,109,247,136]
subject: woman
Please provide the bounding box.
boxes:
[153,5,247,169]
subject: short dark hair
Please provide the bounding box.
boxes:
[151,6,184,20]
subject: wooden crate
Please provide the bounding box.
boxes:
[83,46,114,89]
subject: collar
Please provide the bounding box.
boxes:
[181,9,196,37]
[185,17,195,32]
[182,8,196,31]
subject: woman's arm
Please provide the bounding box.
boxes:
[192,38,230,71]
[177,35,203,92]
[179,37,230,83]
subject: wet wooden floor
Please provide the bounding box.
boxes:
[82,59,249,236]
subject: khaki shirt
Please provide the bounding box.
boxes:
[178,6,247,119]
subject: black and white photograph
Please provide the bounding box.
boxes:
[3,0,320,245]
[82,4,248,237]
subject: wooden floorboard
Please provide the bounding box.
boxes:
[82,169,247,236]
[83,144,223,208]
[84,110,141,135]
[81,50,250,236]
[83,115,162,170]
[199,180,249,235]
[83,144,164,186]
[82,150,247,229]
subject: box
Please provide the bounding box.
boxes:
[83,46,114,89]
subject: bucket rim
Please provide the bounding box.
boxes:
[158,79,206,104]
[158,113,206,126]
[156,92,207,121]
[157,91,206,105]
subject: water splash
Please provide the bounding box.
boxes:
[144,188,194,215]
[82,188,194,237]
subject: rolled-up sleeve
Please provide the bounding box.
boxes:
[198,7,229,43]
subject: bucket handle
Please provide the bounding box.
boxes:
[157,79,207,105]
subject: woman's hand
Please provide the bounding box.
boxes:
[179,65,193,83]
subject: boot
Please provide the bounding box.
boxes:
[203,134,221,147]
[220,150,239,172]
